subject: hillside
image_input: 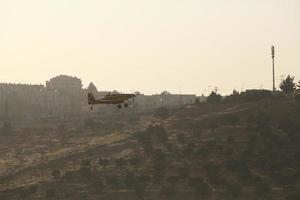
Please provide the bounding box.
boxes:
[1,98,300,200]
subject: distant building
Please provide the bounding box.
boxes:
[0,76,197,120]
[135,92,196,111]
[44,75,85,117]
[244,89,272,95]
[0,83,44,120]
[0,75,85,120]
[46,75,82,92]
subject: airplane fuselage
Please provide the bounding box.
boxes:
[88,93,136,105]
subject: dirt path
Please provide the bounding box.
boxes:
[0,115,154,191]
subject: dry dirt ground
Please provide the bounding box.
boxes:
[1,103,284,200]
[0,114,155,192]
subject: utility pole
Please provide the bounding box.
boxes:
[271,45,275,92]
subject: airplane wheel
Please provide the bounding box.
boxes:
[124,103,128,108]
[117,104,122,109]
[90,106,93,110]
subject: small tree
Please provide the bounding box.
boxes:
[204,162,223,185]
[115,158,127,169]
[153,149,166,164]
[225,182,243,199]
[255,112,270,131]
[51,169,61,181]
[285,190,300,200]
[84,118,97,130]
[153,163,166,185]
[57,123,66,134]
[194,97,200,105]
[138,131,153,154]
[124,172,136,189]
[177,133,186,144]
[81,159,91,167]
[183,142,195,155]
[2,121,12,135]
[45,188,56,199]
[177,166,191,180]
[62,171,76,180]
[138,174,151,185]
[80,166,92,179]
[80,160,92,179]
[155,107,170,118]
[134,183,146,200]
[280,75,296,95]
[152,150,167,185]
[254,181,271,199]
[98,157,110,169]
[106,175,119,189]
[295,94,300,102]
[196,145,210,159]
[189,177,212,199]
[232,90,239,96]
[92,179,104,193]
[129,156,142,168]
[226,136,236,144]
[166,176,179,186]
[145,125,168,145]
[207,91,222,103]
[19,186,37,200]
[208,119,218,131]
[160,184,176,200]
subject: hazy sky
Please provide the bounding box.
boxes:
[1,0,299,95]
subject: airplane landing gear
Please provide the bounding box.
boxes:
[124,103,128,108]
[90,106,93,110]
[117,104,122,109]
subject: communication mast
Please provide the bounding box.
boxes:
[271,45,275,92]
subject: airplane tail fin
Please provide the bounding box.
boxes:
[87,92,96,104]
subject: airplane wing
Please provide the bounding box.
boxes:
[88,92,138,109]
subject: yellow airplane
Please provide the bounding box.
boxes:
[87,92,138,109]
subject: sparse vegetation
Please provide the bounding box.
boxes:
[207,91,222,103]
[280,75,296,95]
[2,92,300,200]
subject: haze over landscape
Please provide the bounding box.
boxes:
[3,1,300,200]
[1,0,300,94]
